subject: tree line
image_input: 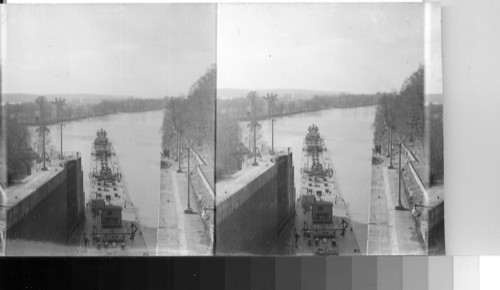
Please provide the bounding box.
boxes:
[6,97,167,125]
[218,92,380,121]
[162,65,215,165]
[372,65,444,184]
[215,91,380,180]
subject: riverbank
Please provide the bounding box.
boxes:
[22,108,164,127]
[224,104,377,123]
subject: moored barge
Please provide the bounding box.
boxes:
[82,129,147,255]
[294,124,360,255]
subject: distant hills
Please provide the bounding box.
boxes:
[2,93,134,104]
[217,88,339,100]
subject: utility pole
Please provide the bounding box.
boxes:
[36,96,48,171]
[252,120,258,166]
[60,123,65,159]
[184,146,193,214]
[395,142,404,210]
[177,131,182,173]
[386,127,390,158]
[388,128,394,169]
[271,119,276,155]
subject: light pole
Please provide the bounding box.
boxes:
[386,127,390,158]
[184,146,193,214]
[388,127,394,169]
[172,125,178,162]
[271,119,277,155]
[177,130,182,173]
[60,123,65,159]
[395,142,404,210]
[36,97,48,171]
[41,124,47,171]
[252,120,258,166]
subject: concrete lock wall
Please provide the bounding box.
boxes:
[276,154,295,236]
[428,201,444,249]
[6,157,84,244]
[65,158,85,240]
[7,170,69,243]
[216,165,278,254]
[216,152,295,255]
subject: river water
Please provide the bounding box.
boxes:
[44,110,163,231]
[256,106,375,251]
[26,107,374,254]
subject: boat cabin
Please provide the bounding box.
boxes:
[311,200,333,224]
[101,205,122,228]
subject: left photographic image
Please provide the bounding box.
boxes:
[0,4,216,256]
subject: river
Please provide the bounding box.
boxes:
[43,110,163,251]
[28,106,374,254]
[256,106,376,252]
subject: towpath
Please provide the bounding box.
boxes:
[367,149,425,255]
[157,157,212,256]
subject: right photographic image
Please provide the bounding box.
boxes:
[215,3,443,255]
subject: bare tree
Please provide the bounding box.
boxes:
[247,91,261,166]
[51,97,66,122]
[263,93,278,118]
[35,96,49,170]
[6,118,31,182]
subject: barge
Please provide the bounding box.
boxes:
[82,129,147,255]
[294,124,360,255]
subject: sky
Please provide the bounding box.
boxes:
[425,3,443,95]
[2,4,216,98]
[218,3,442,95]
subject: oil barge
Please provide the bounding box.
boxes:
[82,129,148,255]
[294,124,360,255]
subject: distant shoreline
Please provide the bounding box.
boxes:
[23,108,164,127]
[226,104,377,122]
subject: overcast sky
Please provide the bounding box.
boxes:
[218,3,441,95]
[3,5,216,98]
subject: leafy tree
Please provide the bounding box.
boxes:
[162,64,216,158]
[215,115,242,180]
[373,92,397,152]
[397,65,425,142]
[6,118,31,183]
[185,64,216,146]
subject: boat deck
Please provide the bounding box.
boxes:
[78,137,148,256]
[293,136,360,255]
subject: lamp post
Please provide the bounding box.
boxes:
[35,96,48,171]
[252,120,258,166]
[184,146,193,214]
[395,142,404,210]
[41,124,47,171]
[388,128,394,169]
[60,123,65,159]
[177,130,182,173]
[173,126,178,162]
[271,119,277,155]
